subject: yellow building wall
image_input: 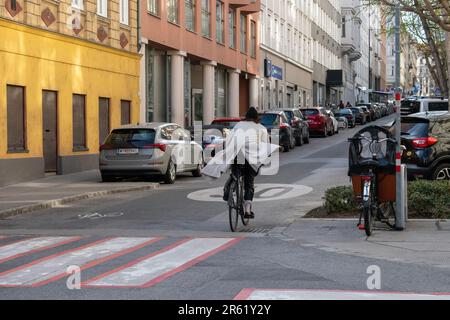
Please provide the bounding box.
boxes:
[0,19,140,160]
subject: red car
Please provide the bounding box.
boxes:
[301,107,334,137]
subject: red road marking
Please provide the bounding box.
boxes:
[83,237,243,289]
[0,236,83,264]
[0,237,163,288]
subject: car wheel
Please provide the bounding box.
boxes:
[164,159,177,184]
[192,156,203,177]
[101,174,116,183]
[433,163,450,181]
[323,126,328,138]
[328,125,334,136]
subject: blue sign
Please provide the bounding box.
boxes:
[271,65,283,80]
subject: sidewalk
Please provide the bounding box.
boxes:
[279,218,450,269]
[0,170,159,218]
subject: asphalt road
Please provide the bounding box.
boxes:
[1,115,450,300]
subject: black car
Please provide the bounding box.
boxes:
[401,112,450,180]
[357,103,376,121]
[271,108,310,146]
[350,107,368,125]
[333,108,356,128]
[259,111,295,152]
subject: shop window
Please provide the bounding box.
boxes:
[7,85,26,153]
[73,94,87,151]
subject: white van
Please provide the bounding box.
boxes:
[401,98,449,116]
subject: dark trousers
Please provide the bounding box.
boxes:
[224,162,257,202]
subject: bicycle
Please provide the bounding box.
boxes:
[348,126,397,236]
[228,164,251,232]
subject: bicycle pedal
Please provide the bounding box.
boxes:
[358,224,365,230]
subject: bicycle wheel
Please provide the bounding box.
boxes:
[363,198,375,237]
[228,180,239,232]
[239,176,250,226]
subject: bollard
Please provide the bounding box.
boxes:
[395,164,407,230]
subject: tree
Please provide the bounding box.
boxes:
[372,0,450,103]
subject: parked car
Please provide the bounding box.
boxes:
[400,111,450,180]
[259,111,296,152]
[99,123,204,184]
[350,107,368,125]
[211,117,242,129]
[333,108,356,128]
[356,103,376,121]
[377,103,388,117]
[301,107,334,137]
[401,98,449,117]
[187,124,227,164]
[325,110,339,135]
[271,108,310,145]
[358,106,372,123]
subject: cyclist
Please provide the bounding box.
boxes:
[202,107,277,219]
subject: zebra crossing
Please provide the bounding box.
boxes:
[0,235,241,288]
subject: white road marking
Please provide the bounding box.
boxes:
[0,237,156,287]
[0,237,80,263]
[187,184,313,202]
[84,238,239,288]
[236,289,450,300]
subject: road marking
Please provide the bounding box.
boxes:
[187,184,313,203]
[0,237,161,287]
[78,212,124,220]
[0,236,82,264]
[234,289,450,300]
[83,238,242,288]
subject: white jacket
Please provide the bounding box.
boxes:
[201,121,280,178]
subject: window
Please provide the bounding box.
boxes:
[97,0,107,17]
[240,14,247,53]
[72,94,86,151]
[216,1,224,43]
[148,0,159,15]
[120,0,129,24]
[121,100,131,125]
[229,8,236,48]
[201,0,211,37]
[185,0,195,31]
[342,17,346,37]
[250,20,256,58]
[167,0,179,24]
[72,0,83,9]
[99,98,110,145]
[7,85,26,152]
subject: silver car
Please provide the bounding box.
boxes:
[99,123,204,184]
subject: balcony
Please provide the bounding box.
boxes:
[229,0,260,14]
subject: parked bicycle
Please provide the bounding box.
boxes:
[348,126,398,236]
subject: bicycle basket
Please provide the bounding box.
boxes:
[348,125,396,176]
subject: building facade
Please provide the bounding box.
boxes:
[258,0,313,110]
[139,0,260,127]
[416,55,437,96]
[0,0,140,187]
[311,0,342,107]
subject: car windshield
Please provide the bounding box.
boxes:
[302,109,319,116]
[401,120,429,137]
[283,111,294,121]
[105,129,156,148]
[350,108,360,114]
[260,114,279,126]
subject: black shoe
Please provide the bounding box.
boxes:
[244,212,255,219]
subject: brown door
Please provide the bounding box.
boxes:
[42,91,58,172]
[99,98,110,145]
[121,100,131,125]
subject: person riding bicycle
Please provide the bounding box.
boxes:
[202,107,278,219]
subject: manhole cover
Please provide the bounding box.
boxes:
[240,227,272,234]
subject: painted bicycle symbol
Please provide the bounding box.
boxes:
[77,212,124,220]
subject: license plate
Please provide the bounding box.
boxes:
[117,149,139,155]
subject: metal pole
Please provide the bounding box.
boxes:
[395,3,405,230]
[368,0,371,98]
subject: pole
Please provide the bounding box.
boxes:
[368,0,371,98]
[395,3,405,230]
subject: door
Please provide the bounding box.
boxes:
[99,98,110,145]
[191,89,203,125]
[42,90,58,173]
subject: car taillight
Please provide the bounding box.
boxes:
[144,144,167,152]
[280,123,289,129]
[411,137,438,148]
[99,144,113,152]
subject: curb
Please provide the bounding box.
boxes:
[0,184,159,219]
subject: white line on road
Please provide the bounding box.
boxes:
[84,238,241,288]
[235,289,450,300]
[0,237,159,287]
[0,237,81,264]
